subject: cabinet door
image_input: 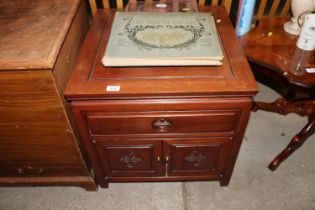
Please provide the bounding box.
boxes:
[163,138,232,177]
[95,139,163,177]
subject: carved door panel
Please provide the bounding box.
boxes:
[95,139,163,177]
[163,138,232,177]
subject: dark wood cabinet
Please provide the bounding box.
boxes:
[65,7,258,188]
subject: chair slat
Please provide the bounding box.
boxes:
[280,0,291,17]
[89,0,97,15]
[256,0,268,20]
[199,0,206,7]
[269,0,281,16]
[222,0,232,14]
[211,0,219,6]
[116,0,124,8]
[102,0,110,9]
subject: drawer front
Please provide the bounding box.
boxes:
[80,98,251,137]
[95,139,163,177]
[87,110,239,136]
[163,138,232,177]
[0,164,87,177]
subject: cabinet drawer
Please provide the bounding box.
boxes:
[0,132,89,177]
[86,110,239,136]
[0,164,87,177]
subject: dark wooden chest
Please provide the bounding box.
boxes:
[0,0,96,190]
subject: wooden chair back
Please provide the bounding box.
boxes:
[255,0,291,21]
[87,0,291,21]
[88,0,233,16]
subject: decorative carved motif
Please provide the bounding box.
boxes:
[120,153,142,168]
[184,151,207,167]
[253,98,315,117]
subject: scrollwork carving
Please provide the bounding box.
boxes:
[253,98,315,116]
[120,153,142,168]
[184,151,207,167]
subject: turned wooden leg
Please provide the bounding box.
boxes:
[268,113,315,171]
[253,98,315,170]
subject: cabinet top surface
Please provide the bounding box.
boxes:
[65,7,258,100]
[0,0,80,70]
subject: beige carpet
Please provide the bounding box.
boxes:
[0,83,314,210]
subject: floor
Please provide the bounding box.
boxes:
[0,83,314,210]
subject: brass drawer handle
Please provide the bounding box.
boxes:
[151,118,172,130]
[18,167,44,176]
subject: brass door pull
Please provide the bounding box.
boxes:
[156,155,162,163]
[151,118,172,130]
[164,156,170,163]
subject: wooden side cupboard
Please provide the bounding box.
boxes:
[65,7,258,188]
[0,0,96,190]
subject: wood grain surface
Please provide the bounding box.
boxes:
[65,7,258,100]
[0,0,96,190]
[240,17,315,89]
[0,0,80,70]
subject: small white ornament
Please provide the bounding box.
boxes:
[296,14,315,51]
[284,0,315,36]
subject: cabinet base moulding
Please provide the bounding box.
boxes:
[0,176,97,191]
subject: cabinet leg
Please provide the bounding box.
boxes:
[268,113,315,171]
[219,173,230,186]
[219,179,229,186]
[99,181,109,188]
[94,174,109,188]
